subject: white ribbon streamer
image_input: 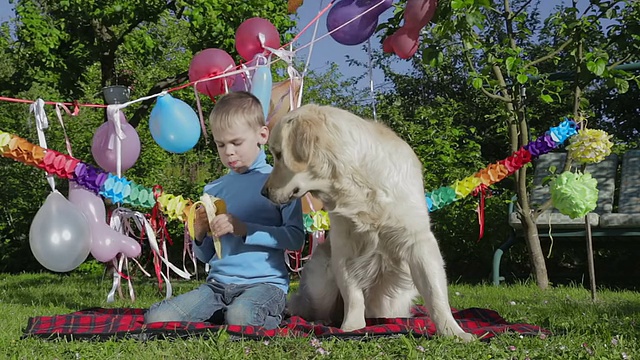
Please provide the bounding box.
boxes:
[29,98,56,191]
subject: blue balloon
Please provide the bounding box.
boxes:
[149,94,201,153]
[251,65,273,121]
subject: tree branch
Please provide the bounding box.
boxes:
[480,86,512,102]
[463,49,511,102]
[524,38,573,69]
[129,71,189,128]
[512,0,536,19]
[608,54,632,70]
[115,1,176,47]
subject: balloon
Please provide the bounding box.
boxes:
[235,17,280,61]
[149,94,201,153]
[68,182,141,262]
[189,48,236,100]
[326,0,393,46]
[251,63,273,120]
[383,0,438,59]
[91,111,141,173]
[230,57,259,92]
[29,191,92,272]
[288,0,304,14]
[230,72,250,92]
[382,27,421,59]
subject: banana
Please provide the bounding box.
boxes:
[187,194,227,259]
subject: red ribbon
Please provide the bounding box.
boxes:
[146,185,173,291]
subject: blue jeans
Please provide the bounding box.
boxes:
[144,282,286,330]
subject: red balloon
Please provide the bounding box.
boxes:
[235,17,280,61]
[189,48,236,100]
[383,0,438,59]
[383,28,421,59]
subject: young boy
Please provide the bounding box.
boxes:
[144,91,305,329]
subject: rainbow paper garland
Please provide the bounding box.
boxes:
[0,117,592,222]
[0,129,187,220]
[425,118,579,212]
[303,210,330,233]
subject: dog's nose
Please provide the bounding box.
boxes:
[260,186,269,198]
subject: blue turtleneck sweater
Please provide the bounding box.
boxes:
[193,150,304,293]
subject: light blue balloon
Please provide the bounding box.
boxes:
[149,94,201,153]
[251,65,273,121]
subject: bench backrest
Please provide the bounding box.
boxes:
[618,150,640,214]
[529,152,618,214]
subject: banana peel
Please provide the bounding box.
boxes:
[187,194,227,259]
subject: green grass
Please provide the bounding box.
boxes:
[0,272,639,359]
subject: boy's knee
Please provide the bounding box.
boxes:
[144,308,171,324]
[144,301,187,324]
[225,300,266,327]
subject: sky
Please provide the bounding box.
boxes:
[0,0,565,94]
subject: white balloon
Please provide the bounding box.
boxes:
[29,191,92,272]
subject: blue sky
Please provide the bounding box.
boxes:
[0,0,565,92]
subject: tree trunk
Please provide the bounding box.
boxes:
[521,215,549,289]
[101,51,116,88]
[514,148,550,290]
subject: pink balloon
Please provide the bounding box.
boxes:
[235,17,280,61]
[68,182,107,223]
[383,0,438,59]
[88,221,142,262]
[189,48,236,100]
[91,112,141,173]
[68,182,141,262]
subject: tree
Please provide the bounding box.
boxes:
[384,0,639,289]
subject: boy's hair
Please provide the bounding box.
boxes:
[209,91,265,136]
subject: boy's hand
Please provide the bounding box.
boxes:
[193,206,211,242]
[211,213,247,238]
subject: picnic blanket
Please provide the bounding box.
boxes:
[22,305,550,341]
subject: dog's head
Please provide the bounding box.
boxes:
[261,104,336,205]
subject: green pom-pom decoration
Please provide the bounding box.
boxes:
[550,171,599,219]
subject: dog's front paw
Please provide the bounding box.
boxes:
[340,319,366,332]
[454,331,476,342]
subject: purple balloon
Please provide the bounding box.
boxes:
[230,57,259,92]
[91,112,141,173]
[68,182,141,262]
[326,0,393,46]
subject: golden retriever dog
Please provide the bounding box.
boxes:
[261,104,473,341]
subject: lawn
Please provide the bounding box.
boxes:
[0,272,638,359]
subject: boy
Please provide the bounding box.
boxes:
[144,91,305,329]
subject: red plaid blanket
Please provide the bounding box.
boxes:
[22,306,550,341]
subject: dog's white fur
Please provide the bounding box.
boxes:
[261,104,473,341]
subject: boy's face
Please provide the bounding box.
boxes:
[213,123,269,173]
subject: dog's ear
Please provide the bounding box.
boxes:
[283,108,323,171]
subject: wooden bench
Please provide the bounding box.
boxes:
[492,150,640,286]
